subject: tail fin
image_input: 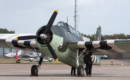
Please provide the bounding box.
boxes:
[17,50,22,56]
[95,26,101,41]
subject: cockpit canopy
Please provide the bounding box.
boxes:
[57,21,81,37]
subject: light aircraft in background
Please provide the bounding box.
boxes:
[5,49,54,63]
[5,50,22,58]
[5,50,54,63]
[0,10,130,76]
[19,56,54,62]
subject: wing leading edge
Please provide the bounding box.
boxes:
[77,39,130,54]
[0,34,39,52]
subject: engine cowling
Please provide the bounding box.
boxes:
[36,26,53,44]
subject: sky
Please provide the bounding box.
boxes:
[0,0,130,35]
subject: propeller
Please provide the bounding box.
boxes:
[45,40,58,61]
[16,10,59,61]
[44,10,58,34]
[16,10,58,40]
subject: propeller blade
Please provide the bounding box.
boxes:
[16,35,37,40]
[44,10,58,34]
[44,40,58,61]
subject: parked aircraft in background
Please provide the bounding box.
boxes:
[19,56,54,62]
[5,49,54,63]
[5,50,22,58]
[22,52,41,58]
[0,10,130,76]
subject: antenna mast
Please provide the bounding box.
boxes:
[74,0,78,30]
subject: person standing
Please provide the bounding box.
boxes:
[83,49,93,77]
[71,67,76,76]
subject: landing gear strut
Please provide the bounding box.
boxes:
[76,49,85,76]
[31,57,43,76]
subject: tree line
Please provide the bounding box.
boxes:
[0,28,130,40]
[0,28,15,33]
[82,33,130,41]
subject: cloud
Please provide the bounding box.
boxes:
[0,0,130,34]
[78,0,92,5]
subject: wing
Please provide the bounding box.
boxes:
[69,39,130,57]
[0,34,39,52]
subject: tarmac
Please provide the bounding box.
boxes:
[0,60,130,80]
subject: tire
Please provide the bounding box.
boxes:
[77,65,84,76]
[31,65,38,76]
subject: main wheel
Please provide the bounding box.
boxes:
[77,65,84,76]
[31,65,38,76]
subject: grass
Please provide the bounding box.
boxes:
[0,58,16,64]
[0,58,63,64]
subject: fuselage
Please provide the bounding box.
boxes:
[36,21,85,67]
[5,53,16,57]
